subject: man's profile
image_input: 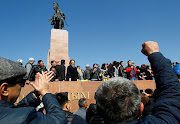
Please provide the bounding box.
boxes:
[0,57,66,123]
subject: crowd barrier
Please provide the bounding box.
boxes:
[17,80,156,112]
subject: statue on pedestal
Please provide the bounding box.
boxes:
[49,2,67,29]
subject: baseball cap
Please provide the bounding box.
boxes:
[86,64,90,67]
[29,58,35,61]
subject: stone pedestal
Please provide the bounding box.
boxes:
[47,29,70,69]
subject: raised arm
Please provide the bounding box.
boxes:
[29,71,67,124]
[141,41,180,123]
[17,91,41,108]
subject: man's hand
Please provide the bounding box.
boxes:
[141,41,159,56]
[93,68,97,73]
[55,79,59,82]
[30,71,54,96]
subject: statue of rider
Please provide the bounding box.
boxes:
[49,2,66,29]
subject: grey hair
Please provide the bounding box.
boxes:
[95,77,141,123]
[78,98,86,108]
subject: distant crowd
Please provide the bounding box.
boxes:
[17,58,180,82]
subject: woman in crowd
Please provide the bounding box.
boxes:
[113,62,120,77]
[100,63,109,80]
[138,64,147,80]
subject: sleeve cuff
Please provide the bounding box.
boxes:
[148,52,164,64]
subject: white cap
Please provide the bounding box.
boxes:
[17,59,23,64]
[86,64,90,67]
[29,58,34,61]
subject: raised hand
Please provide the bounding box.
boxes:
[30,71,54,96]
[141,41,159,56]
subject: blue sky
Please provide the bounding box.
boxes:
[0,0,180,69]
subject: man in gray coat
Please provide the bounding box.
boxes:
[74,98,88,120]
[24,58,35,80]
[84,64,91,80]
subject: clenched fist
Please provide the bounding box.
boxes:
[141,41,159,56]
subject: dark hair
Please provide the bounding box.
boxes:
[113,61,117,65]
[55,92,68,108]
[145,88,153,95]
[69,59,75,65]
[93,63,98,67]
[136,66,140,70]
[61,59,65,64]
[51,60,55,64]
[0,75,26,87]
[38,60,43,64]
[77,66,80,68]
[115,62,119,68]
[79,98,87,107]
[101,63,106,69]
[120,61,123,65]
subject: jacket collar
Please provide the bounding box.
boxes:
[0,100,16,108]
[79,107,86,111]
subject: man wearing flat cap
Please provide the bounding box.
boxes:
[0,57,66,123]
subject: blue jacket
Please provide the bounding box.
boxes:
[174,64,180,74]
[129,52,180,124]
[0,93,67,124]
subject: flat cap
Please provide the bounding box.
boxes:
[0,57,26,81]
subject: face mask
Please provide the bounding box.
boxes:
[69,104,72,111]
[66,103,72,111]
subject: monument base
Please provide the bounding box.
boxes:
[47,29,70,69]
[18,80,156,112]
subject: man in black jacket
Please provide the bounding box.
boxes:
[90,64,100,81]
[107,61,116,78]
[56,59,66,81]
[0,57,66,124]
[28,60,47,81]
[49,60,57,71]
[55,92,87,124]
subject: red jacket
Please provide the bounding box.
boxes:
[126,67,138,79]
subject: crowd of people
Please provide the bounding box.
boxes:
[42,88,155,124]
[17,56,180,82]
[1,41,180,124]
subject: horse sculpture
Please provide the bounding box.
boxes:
[49,2,67,29]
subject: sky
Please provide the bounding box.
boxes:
[0,0,180,69]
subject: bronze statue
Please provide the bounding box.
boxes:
[49,2,67,29]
